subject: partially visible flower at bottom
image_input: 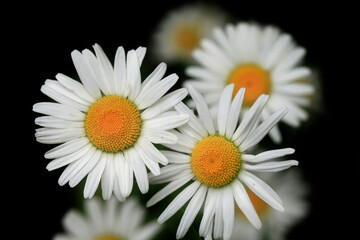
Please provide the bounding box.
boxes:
[231,169,309,240]
[54,197,161,240]
[147,84,299,240]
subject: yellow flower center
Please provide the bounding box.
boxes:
[95,234,125,240]
[175,26,201,53]
[227,64,271,106]
[85,96,141,153]
[191,136,242,188]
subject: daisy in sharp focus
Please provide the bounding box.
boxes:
[185,22,315,143]
[152,4,227,63]
[33,44,189,200]
[147,84,299,240]
[54,197,161,240]
[232,169,309,240]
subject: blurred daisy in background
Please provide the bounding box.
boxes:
[33,44,189,200]
[151,4,228,64]
[232,169,309,240]
[54,197,161,240]
[185,22,315,143]
[147,84,299,240]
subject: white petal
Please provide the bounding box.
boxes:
[141,88,188,120]
[225,88,245,139]
[35,127,85,144]
[199,189,217,236]
[231,179,261,229]
[134,143,161,176]
[101,154,116,200]
[275,82,315,96]
[213,191,224,239]
[69,149,102,187]
[174,102,208,138]
[114,46,128,97]
[243,148,295,163]
[274,47,306,73]
[84,154,107,198]
[35,116,84,129]
[71,50,101,99]
[143,129,177,144]
[240,107,288,151]
[131,221,161,240]
[186,66,222,83]
[127,50,142,100]
[93,44,115,95]
[148,164,191,184]
[144,114,189,130]
[136,138,168,165]
[232,94,268,145]
[158,181,201,224]
[146,172,193,207]
[140,62,166,93]
[222,187,235,240]
[33,102,85,121]
[62,210,90,236]
[187,84,215,135]
[159,151,190,164]
[276,67,311,83]
[244,160,299,172]
[176,185,207,239]
[121,151,134,197]
[217,84,234,135]
[129,149,149,194]
[135,46,147,66]
[86,198,104,231]
[44,137,90,159]
[264,34,292,69]
[240,171,284,212]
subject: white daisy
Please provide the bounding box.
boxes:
[146,84,299,240]
[185,22,315,143]
[33,44,189,200]
[54,197,161,240]
[231,169,309,240]
[152,3,227,63]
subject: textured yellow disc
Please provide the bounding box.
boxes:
[191,136,242,188]
[85,96,141,153]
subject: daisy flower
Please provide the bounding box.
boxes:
[152,4,227,63]
[185,22,315,143]
[54,197,161,240]
[146,84,299,240]
[232,170,309,240]
[33,44,189,200]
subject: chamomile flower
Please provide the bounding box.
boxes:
[232,170,309,240]
[152,4,227,63]
[54,197,161,240]
[147,84,298,240]
[185,22,315,143]
[33,44,189,200]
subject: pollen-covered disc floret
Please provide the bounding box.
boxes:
[85,96,141,153]
[191,136,241,188]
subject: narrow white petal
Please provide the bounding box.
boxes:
[127,50,142,100]
[232,94,268,145]
[222,187,235,240]
[93,44,115,95]
[131,221,162,240]
[143,129,177,144]
[217,84,234,135]
[264,34,292,69]
[84,154,107,198]
[71,50,101,99]
[121,151,134,197]
[174,102,208,138]
[85,198,104,231]
[274,47,306,73]
[35,128,85,144]
[33,102,85,121]
[276,67,311,83]
[114,46,127,96]
[158,181,201,224]
[188,84,215,135]
[129,149,149,194]
[176,185,207,239]
[275,82,315,96]
[186,66,222,83]
[231,179,261,229]
[243,148,295,163]
[240,107,288,151]
[35,116,84,129]
[46,143,93,171]
[146,173,194,207]
[101,154,115,200]
[62,210,90,236]
[240,171,284,212]
[213,191,223,239]
[225,88,245,139]
[69,149,102,187]
[134,143,161,176]
[136,138,168,165]
[159,151,190,164]
[140,62,166,93]
[144,114,189,130]
[244,160,299,172]
[44,137,89,159]
[148,164,191,184]
[199,189,217,236]
[141,88,188,120]
[135,46,147,66]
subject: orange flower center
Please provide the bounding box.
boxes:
[95,234,124,240]
[175,26,201,53]
[85,96,141,153]
[191,136,242,188]
[227,64,271,106]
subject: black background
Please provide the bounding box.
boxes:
[6,0,357,239]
